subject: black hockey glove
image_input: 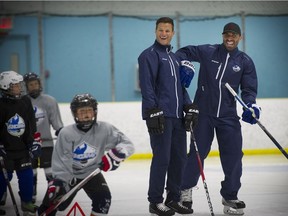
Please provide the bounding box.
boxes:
[29,132,42,159]
[145,108,165,134]
[55,127,63,136]
[184,104,199,131]
[101,148,126,172]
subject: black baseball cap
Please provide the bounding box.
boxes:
[222,22,241,35]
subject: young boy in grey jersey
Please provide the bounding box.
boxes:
[37,93,135,216]
[24,72,64,203]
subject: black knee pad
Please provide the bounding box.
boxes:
[91,190,112,214]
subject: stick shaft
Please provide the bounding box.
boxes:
[190,128,215,216]
[225,83,288,159]
[0,157,20,216]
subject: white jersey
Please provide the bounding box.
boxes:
[28,94,64,147]
[52,121,135,183]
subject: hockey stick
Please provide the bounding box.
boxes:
[190,125,215,216]
[225,83,288,159]
[0,156,21,216]
[40,168,101,216]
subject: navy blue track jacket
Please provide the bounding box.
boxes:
[138,40,192,119]
[176,44,258,118]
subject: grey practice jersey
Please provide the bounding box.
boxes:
[52,121,135,183]
[29,94,64,147]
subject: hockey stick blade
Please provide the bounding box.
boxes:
[0,156,21,216]
[225,83,288,159]
[40,168,101,216]
[190,126,215,216]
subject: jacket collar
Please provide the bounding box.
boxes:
[220,43,239,57]
[154,40,173,53]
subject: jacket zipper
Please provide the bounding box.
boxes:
[215,63,222,79]
[216,53,230,117]
[167,51,179,118]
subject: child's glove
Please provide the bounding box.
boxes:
[29,132,42,159]
[101,148,126,172]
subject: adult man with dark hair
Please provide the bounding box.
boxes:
[138,17,197,216]
[176,22,260,215]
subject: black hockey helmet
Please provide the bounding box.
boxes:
[23,72,42,98]
[70,93,98,131]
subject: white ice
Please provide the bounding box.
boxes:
[2,155,288,216]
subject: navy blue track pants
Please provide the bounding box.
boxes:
[148,118,187,203]
[181,113,243,200]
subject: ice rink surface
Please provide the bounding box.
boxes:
[2,154,288,216]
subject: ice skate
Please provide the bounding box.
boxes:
[21,201,38,216]
[222,198,245,215]
[165,200,193,215]
[180,188,193,209]
[149,203,175,216]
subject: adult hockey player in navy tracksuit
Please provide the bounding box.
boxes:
[138,17,198,216]
[0,71,41,216]
[176,22,261,215]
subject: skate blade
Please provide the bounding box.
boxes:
[175,213,193,216]
[150,213,176,216]
[223,206,244,215]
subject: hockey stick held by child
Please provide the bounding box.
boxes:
[0,156,21,216]
[40,168,101,216]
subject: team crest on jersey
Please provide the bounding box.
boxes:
[73,142,97,169]
[232,65,241,72]
[33,106,45,124]
[6,113,25,137]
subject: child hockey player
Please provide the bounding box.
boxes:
[0,71,41,215]
[24,72,64,203]
[37,93,135,216]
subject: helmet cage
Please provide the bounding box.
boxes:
[70,93,98,131]
[23,72,42,98]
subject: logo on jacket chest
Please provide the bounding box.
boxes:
[232,65,241,72]
[6,113,25,137]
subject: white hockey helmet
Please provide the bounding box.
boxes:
[0,70,24,98]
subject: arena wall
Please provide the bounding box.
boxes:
[57,98,288,159]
